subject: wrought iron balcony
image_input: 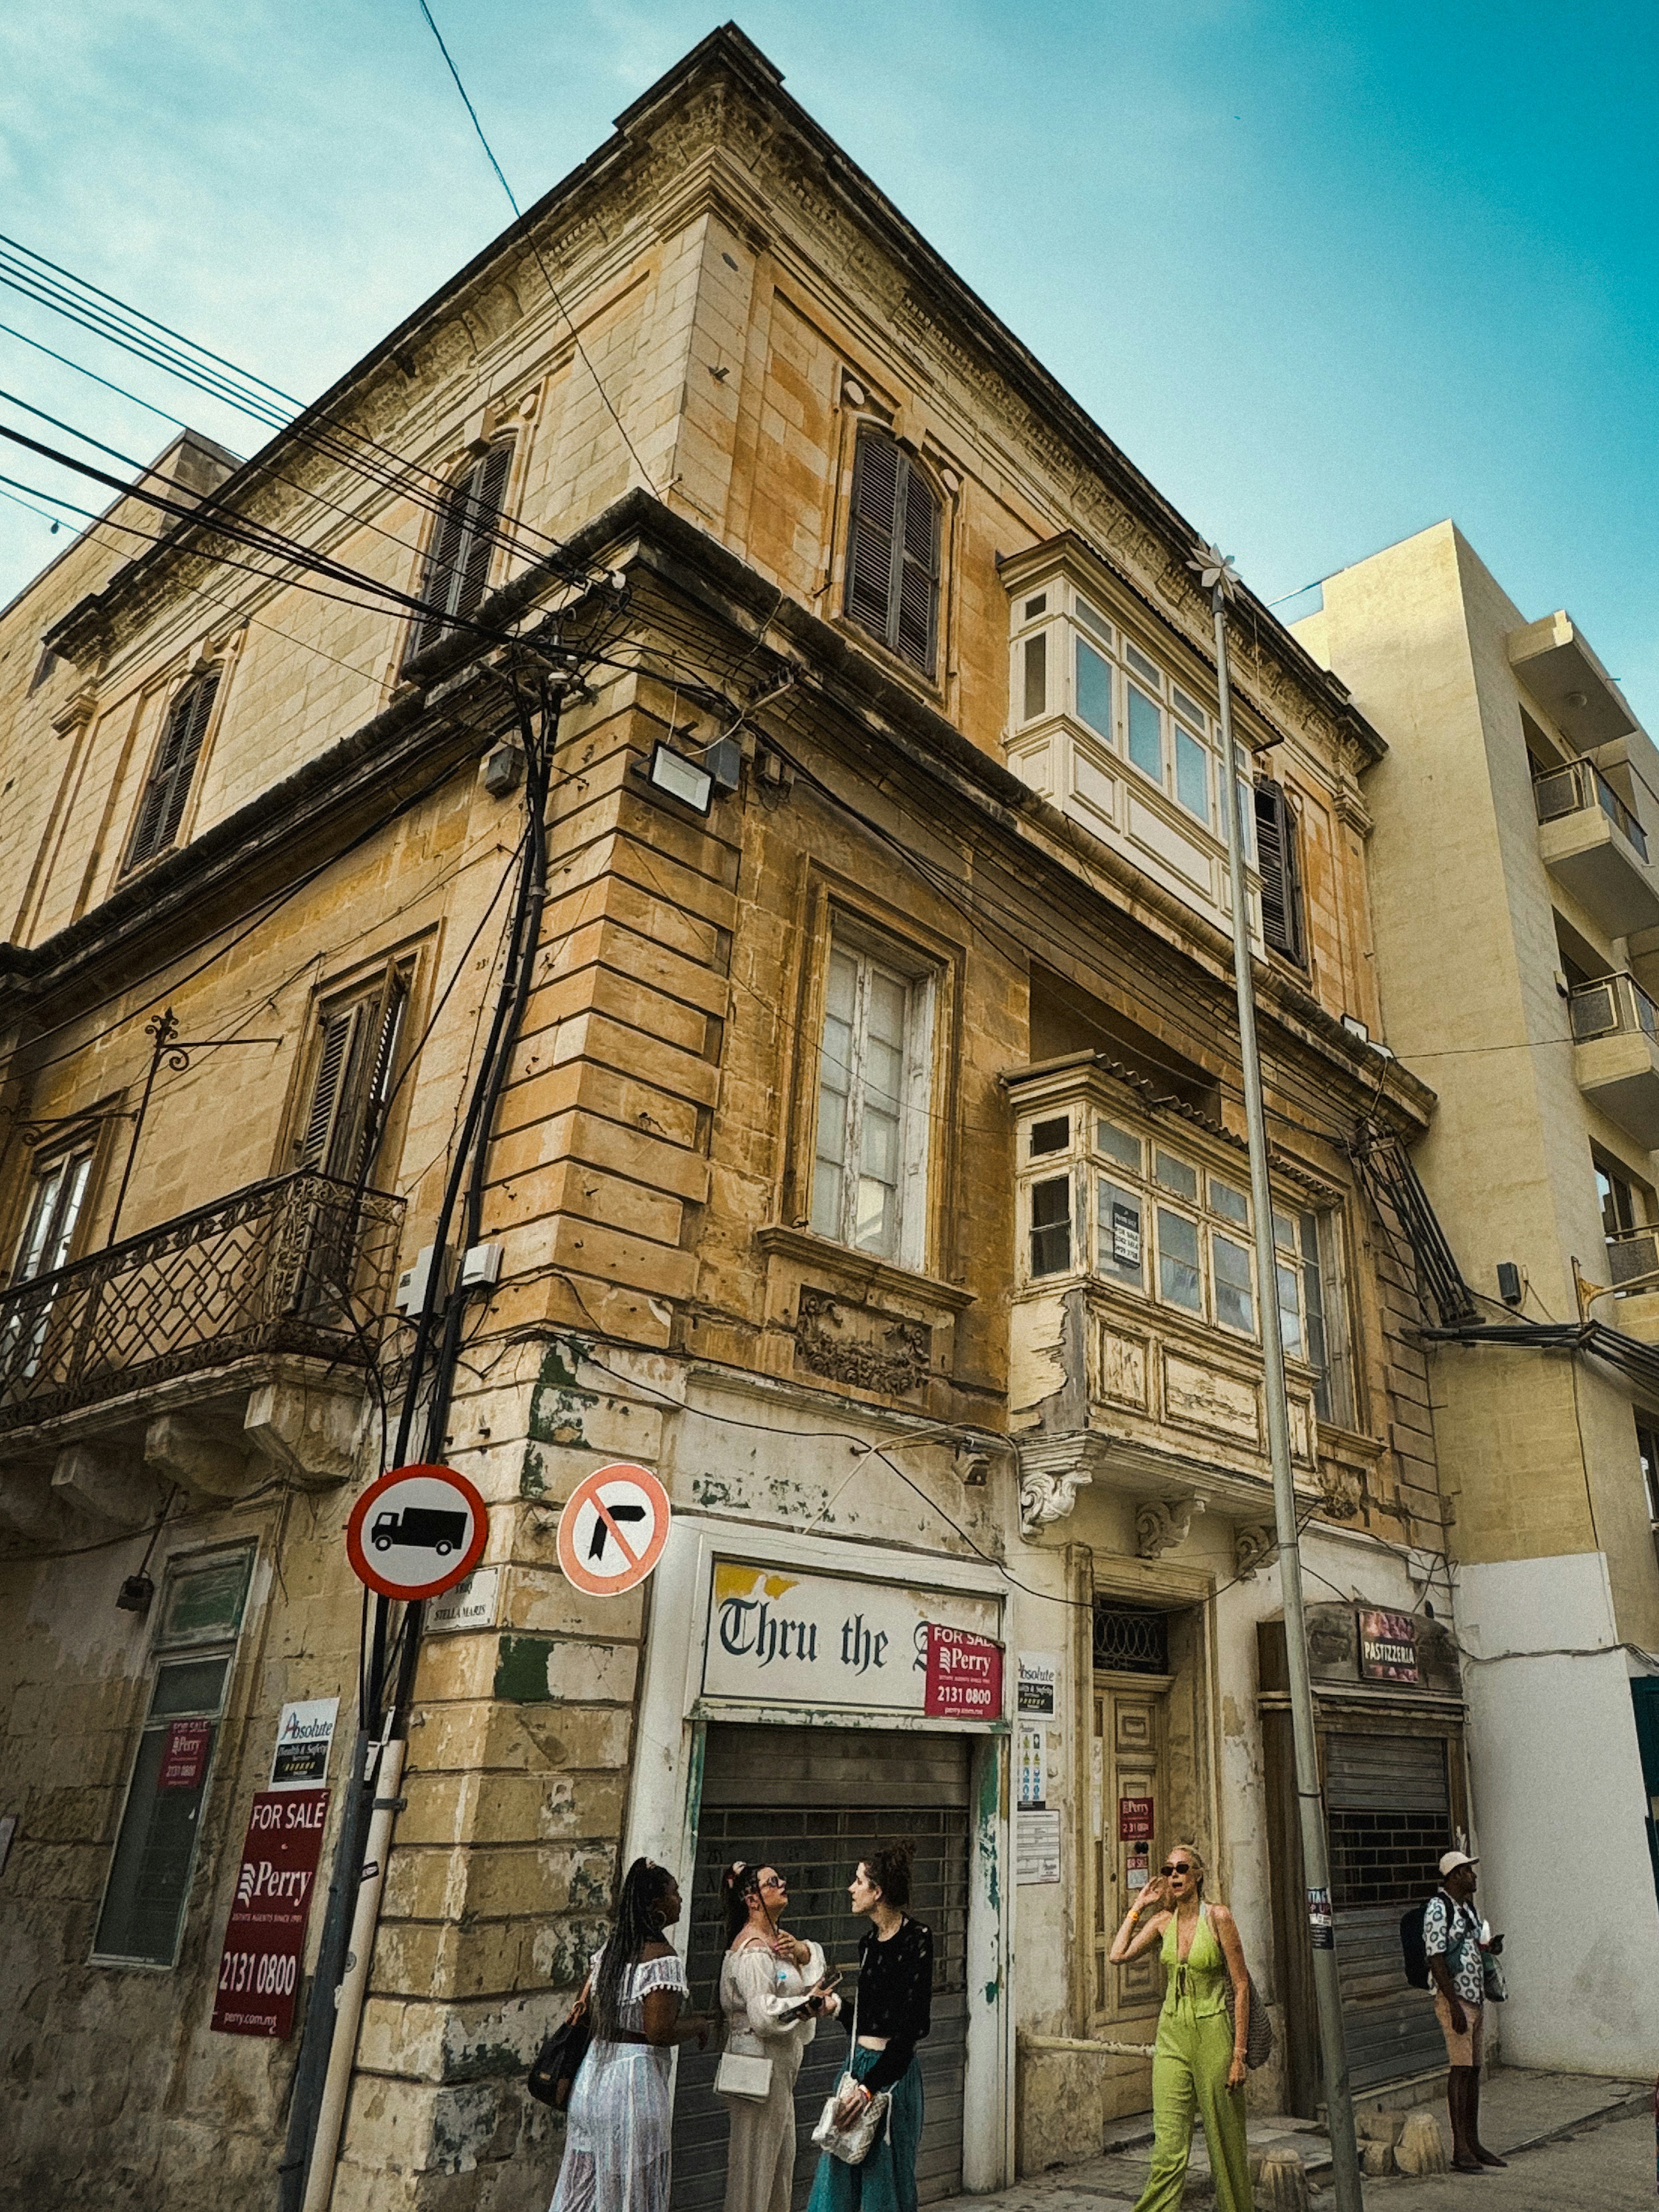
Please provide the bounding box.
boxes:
[1570,974,1659,1146]
[0,1171,404,1434]
[1534,760,1659,935]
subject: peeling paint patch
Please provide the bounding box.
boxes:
[976,1745,1002,1913]
[495,1634,555,1701]
[691,1476,747,1509]
[521,1443,548,1499]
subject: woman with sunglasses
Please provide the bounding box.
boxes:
[718,1861,839,2212]
[1107,1844,1254,2212]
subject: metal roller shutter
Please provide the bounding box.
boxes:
[1326,1733,1453,2093]
[672,1724,972,2210]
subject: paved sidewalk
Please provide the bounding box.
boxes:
[931,2068,1651,2209]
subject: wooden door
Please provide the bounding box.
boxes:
[1090,1676,1169,2029]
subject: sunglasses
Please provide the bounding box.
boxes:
[760,1876,787,1890]
[1160,1863,1194,1877]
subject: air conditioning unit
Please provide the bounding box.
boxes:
[1570,983,1618,1040]
[1610,1232,1659,1289]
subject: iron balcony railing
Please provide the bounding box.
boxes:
[0,1171,404,1433]
[1534,759,1649,861]
[1569,971,1659,1047]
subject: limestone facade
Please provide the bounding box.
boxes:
[0,26,1457,2209]
[1297,521,1659,2078]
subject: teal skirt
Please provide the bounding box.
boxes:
[805,2047,923,2212]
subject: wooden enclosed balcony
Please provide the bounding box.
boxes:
[0,1173,404,1545]
[1570,974,1659,1147]
[1535,761,1659,937]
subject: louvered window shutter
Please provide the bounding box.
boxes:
[296,1005,362,1173]
[408,443,512,664]
[846,431,900,640]
[894,466,940,675]
[296,967,410,1183]
[1254,779,1306,963]
[845,431,942,677]
[127,673,219,870]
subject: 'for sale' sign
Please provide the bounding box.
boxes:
[210,1787,330,2038]
[924,1623,1004,1719]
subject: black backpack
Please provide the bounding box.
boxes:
[1400,1896,1434,1989]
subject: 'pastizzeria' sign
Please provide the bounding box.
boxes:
[701,1560,1003,1720]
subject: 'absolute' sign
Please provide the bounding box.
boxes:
[210,1787,330,2038]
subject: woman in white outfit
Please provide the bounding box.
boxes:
[718,1860,840,2212]
[551,1859,712,2212]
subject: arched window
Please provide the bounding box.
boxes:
[124,670,220,871]
[407,441,513,663]
[844,429,941,677]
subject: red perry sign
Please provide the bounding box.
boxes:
[210,1787,329,2039]
[924,1624,1004,1719]
[345,1464,488,1602]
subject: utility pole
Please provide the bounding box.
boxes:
[1193,540,1364,2210]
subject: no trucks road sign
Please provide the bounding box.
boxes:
[556,1463,671,1597]
[346,1464,489,1602]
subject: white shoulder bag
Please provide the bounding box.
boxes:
[714,1951,775,2104]
[811,1987,891,2165]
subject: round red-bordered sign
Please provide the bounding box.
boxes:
[346,1463,488,1601]
[556,1463,671,1597]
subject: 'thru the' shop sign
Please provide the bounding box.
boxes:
[702,1560,1004,1721]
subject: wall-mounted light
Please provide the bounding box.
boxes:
[1497,1261,1523,1307]
[647,741,715,814]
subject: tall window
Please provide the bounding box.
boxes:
[2,1143,95,1387]
[1274,1206,1351,1426]
[1637,1421,1659,1574]
[811,938,933,1266]
[125,671,220,872]
[295,962,411,1184]
[844,430,941,677]
[1254,779,1306,964]
[94,1549,254,1967]
[407,441,514,662]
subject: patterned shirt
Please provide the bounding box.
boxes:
[1422,1891,1484,2006]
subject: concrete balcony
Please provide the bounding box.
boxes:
[1570,974,1659,1146]
[1601,1226,1659,1345]
[0,1171,403,1549]
[1535,761,1659,936]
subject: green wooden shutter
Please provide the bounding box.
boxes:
[845,431,901,639]
[1254,778,1306,963]
[127,673,219,870]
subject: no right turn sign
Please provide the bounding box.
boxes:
[555,1463,671,1596]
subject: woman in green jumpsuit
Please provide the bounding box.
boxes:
[1107,1844,1254,2212]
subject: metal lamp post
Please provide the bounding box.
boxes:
[1191,540,1364,2210]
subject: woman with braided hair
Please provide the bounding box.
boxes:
[550,1858,712,2212]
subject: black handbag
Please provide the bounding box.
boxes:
[528,1992,591,2110]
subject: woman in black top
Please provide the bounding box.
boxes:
[806,1840,932,2212]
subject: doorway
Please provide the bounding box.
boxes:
[671,1723,972,2210]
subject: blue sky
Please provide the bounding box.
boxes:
[2,1,1655,719]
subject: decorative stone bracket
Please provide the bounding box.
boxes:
[1135,1495,1204,1559]
[1233,1523,1278,1579]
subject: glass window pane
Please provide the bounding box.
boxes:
[1172,685,1207,728]
[1210,1177,1249,1226]
[1158,1209,1201,1309]
[1213,1233,1254,1333]
[1124,640,1161,689]
[1023,593,1047,619]
[95,1719,217,1964]
[1076,639,1112,737]
[1155,1151,1198,1202]
[810,1158,842,1240]
[1277,1262,1303,1356]
[1175,726,1210,822]
[1023,633,1048,721]
[159,1558,250,1646]
[1030,1116,1070,1157]
[1098,1179,1144,1288]
[1096,1120,1141,1173]
[1236,780,1254,860]
[1273,1210,1297,1253]
[1075,595,1112,647]
[148,1656,229,1720]
[1127,685,1162,781]
[1030,1175,1072,1277]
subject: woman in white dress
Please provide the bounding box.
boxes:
[718,1860,840,2212]
[551,1858,711,2212]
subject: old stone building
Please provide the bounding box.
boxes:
[0,27,1461,2210]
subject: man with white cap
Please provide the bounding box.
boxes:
[1423,1849,1504,2174]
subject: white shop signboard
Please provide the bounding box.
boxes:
[701,1559,1002,1720]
